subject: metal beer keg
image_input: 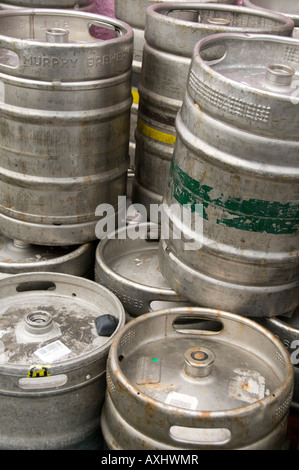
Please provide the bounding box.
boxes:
[159,33,299,317]
[95,222,192,319]
[132,2,294,211]
[0,9,133,246]
[101,307,294,450]
[0,234,95,278]
[0,272,125,450]
[115,0,236,169]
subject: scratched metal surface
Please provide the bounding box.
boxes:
[0,9,133,246]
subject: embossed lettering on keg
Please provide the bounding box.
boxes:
[0,233,95,278]
[159,33,299,317]
[132,3,294,212]
[94,222,192,319]
[101,307,294,449]
[0,272,125,450]
[0,9,133,246]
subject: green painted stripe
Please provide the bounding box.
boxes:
[169,160,299,235]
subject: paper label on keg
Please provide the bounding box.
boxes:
[34,340,71,363]
[165,391,198,410]
[229,368,270,404]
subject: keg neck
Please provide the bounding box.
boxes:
[184,346,215,378]
[25,311,54,335]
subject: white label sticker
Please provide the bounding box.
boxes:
[34,340,71,363]
[165,391,198,410]
[229,368,270,403]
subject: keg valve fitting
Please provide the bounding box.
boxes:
[46,28,70,43]
[266,63,295,87]
[184,347,215,378]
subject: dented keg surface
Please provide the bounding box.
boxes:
[0,9,133,246]
[0,233,95,278]
[0,272,125,450]
[132,3,294,211]
[101,307,294,450]
[254,307,299,413]
[159,33,299,318]
[95,222,192,318]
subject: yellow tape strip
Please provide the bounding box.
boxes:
[131,89,139,105]
[137,119,176,145]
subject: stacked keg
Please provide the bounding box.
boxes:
[131,2,294,210]
[0,6,132,449]
[0,1,297,452]
[115,0,237,169]
[99,2,299,451]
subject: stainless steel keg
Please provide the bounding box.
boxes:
[159,33,299,318]
[115,0,237,74]
[132,3,294,211]
[101,307,294,450]
[95,222,192,319]
[0,234,95,278]
[115,0,236,169]
[0,9,133,246]
[0,272,125,450]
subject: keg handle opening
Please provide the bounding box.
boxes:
[169,425,231,447]
[198,43,228,66]
[16,281,56,293]
[88,21,123,39]
[172,315,223,335]
[0,47,19,69]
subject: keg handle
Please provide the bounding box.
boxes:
[88,20,122,38]
[171,313,223,336]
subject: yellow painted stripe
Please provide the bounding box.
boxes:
[137,119,176,145]
[132,88,139,105]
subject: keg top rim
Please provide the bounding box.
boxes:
[147,2,295,29]
[0,8,134,44]
[194,32,299,98]
[108,306,294,415]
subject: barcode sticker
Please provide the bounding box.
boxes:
[34,340,71,362]
[165,391,198,410]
